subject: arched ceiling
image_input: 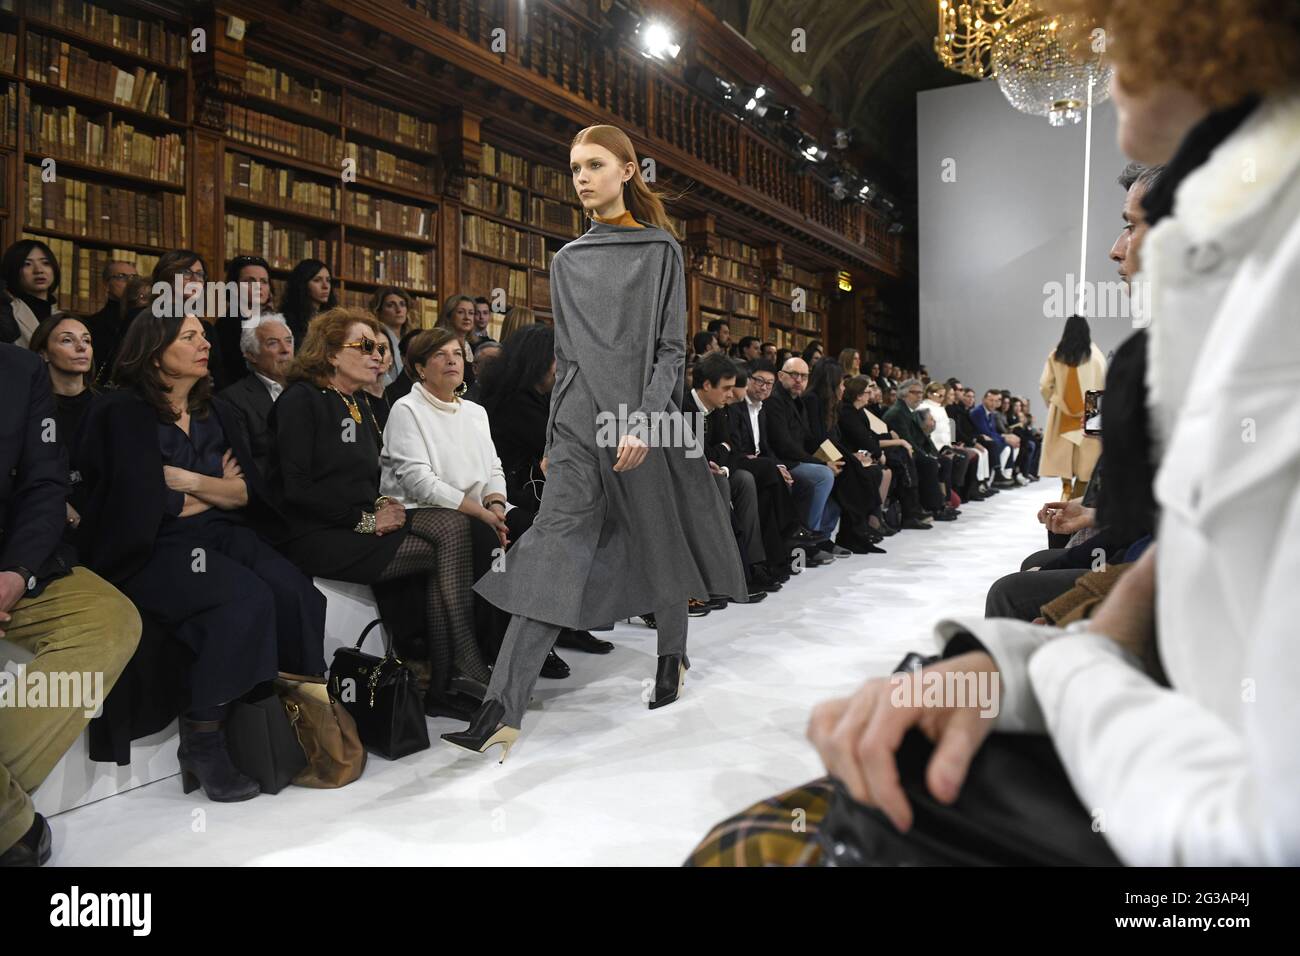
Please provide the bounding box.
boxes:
[699,0,971,198]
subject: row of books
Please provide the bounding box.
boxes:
[344,99,436,153]
[1,31,15,74]
[768,302,823,331]
[25,162,186,247]
[29,104,184,182]
[226,104,343,166]
[462,213,547,269]
[768,327,819,353]
[245,59,340,122]
[529,162,576,204]
[721,316,760,340]
[777,261,823,290]
[717,236,761,266]
[23,232,158,316]
[345,192,435,241]
[698,279,760,317]
[700,253,759,288]
[529,196,582,237]
[0,83,16,146]
[771,277,827,311]
[345,142,435,192]
[480,142,529,187]
[463,175,525,220]
[461,256,529,311]
[338,287,440,329]
[225,214,333,272]
[342,241,435,292]
[27,34,172,117]
[28,0,189,65]
[225,151,339,218]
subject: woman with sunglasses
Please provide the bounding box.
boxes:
[266,307,492,717]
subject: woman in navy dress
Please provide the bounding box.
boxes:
[78,311,325,803]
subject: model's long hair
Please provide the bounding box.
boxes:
[570,125,682,240]
[1054,314,1092,367]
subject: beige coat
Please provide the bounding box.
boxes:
[1038,342,1106,478]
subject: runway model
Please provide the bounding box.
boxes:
[442,125,748,761]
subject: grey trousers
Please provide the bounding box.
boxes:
[984,568,1086,622]
[716,469,764,565]
[487,603,689,725]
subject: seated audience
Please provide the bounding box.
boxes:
[437,295,478,391]
[77,310,326,804]
[0,344,141,867]
[0,239,62,349]
[218,314,295,477]
[885,379,958,521]
[280,258,337,345]
[265,307,491,719]
[372,286,412,387]
[28,317,97,535]
[83,259,138,383]
[215,255,280,391]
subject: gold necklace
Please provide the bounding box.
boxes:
[332,386,362,424]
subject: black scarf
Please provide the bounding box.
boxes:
[1099,97,1260,541]
[17,289,53,323]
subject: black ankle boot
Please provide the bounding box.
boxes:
[178,718,260,802]
[649,654,686,710]
[440,699,519,763]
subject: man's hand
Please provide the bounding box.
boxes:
[1088,546,1158,666]
[1041,499,1095,535]
[807,651,1000,832]
[826,459,844,476]
[613,433,648,473]
[777,464,794,487]
[539,456,548,477]
[0,570,28,625]
[1005,434,1021,448]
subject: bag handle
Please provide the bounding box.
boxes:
[354,618,393,656]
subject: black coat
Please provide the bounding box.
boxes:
[0,345,74,593]
[838,400,882,458]
[681,390,734,469]
[264,380,404,581]
[486,386,549,507]
[76,390,268,586]
[219,374,276,477]
[763,383,820,467]
[726,399,770,458]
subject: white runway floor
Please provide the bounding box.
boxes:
[53,486,1046,866]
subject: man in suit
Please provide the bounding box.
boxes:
[219,315,294,477]
[885,379,958,519]
[83,259,137,385]
[0,344,141,867]
[764,357,846,559]
[683,353,766,601]
[971,387,1020,488]
[726,361,825,572]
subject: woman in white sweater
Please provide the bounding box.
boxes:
[381,328,570,678]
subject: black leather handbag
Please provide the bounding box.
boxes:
[225,693,308,794]
[816,651,1122,867]
[328,619,430,760]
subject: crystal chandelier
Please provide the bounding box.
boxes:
[934,0,1112,125]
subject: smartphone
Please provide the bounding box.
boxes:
[1083,389,1103,436]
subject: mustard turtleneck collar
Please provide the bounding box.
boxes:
[414,381,461,413]
[591,209,643,228]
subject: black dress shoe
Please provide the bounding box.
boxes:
[836,533,886,555]
[649,654,686,710]
[540,650,570,679]
[440,699,519,763]
[0,814,51,867]
[555,629,615,654]
[786,526,829,547]
[687,599,712,617]
[707,595,730,610]
[933,508,959,521]
[902,516,933,530]
[745,588,769,602]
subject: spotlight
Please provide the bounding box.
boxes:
[751,101,792,122]
[638,20,680,60]
[833,128,852,149]
[857,181,873,200]
[800,139,827,163]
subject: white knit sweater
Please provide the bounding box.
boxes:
[379,383,507,510]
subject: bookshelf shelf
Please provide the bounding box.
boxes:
[226,193,339,229]
[23,224,174,255]
[351,175,435,205]
[343,123,436,161]
[461,247,536,272]
[25,18,186,75]
[226,140,339,179]
[342,220,434,247]
[338,273,436,297]
[23,150,182,191]
[23,78,184,130]
[240,91,340,131]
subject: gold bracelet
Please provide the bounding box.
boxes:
[354,511,377,535]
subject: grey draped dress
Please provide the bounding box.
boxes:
[473,217,748,629]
